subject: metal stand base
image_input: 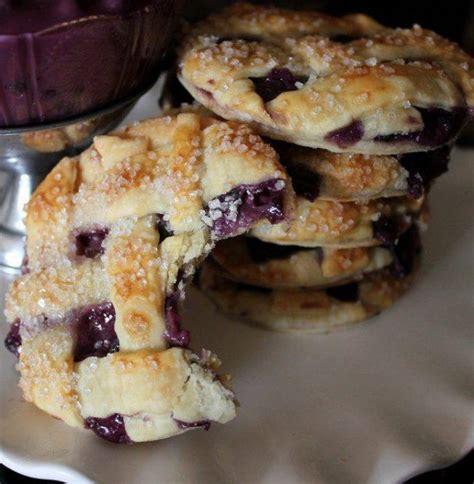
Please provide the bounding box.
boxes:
[0,172,40,270]
[0,91,145,271]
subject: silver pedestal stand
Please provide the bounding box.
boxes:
[0,92,144,272]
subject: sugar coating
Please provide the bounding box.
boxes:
[251,195,424,248]
[4,112,292,443]
[179,3,473,154]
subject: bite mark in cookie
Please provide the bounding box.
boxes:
[205,179,286,239]
[4,113,293,443]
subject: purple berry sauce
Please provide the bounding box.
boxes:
[325,120,364,149]
[208,179,286,239]
[174,418,211,431]
[251,68,308,103]
[75,227,109,258]
[398,146,450,199]
[390,226,421,278]
[4,319,22,357]
[326,282,359,302]
[85,414,132,444]
[375,107,468,147]
[73,302,119,362]
[372,216,401,247]
[163,291,190,348]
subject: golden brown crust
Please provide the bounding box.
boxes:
[6,113,293,443]
[178,3,473,153]
[275,144,410,201]
[199,257,418,333]
[251,195,424,248]
[211,236,392,289]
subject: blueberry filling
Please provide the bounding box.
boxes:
[85,414,131,444]
[325,120,364,149]
[373,217,421,278]
[246,238,311,264]
[75,227,109,258]
[390,226,421,278]
[73,302,119,362]
[164,291,190,348]
[398,146,450,199]
[250,68,308,103]
[174,418,211,431]
[4,319,22,357]
[375,107,468,146]
[156,214,174,242]
[326,282,359,302]
[208,179,286,239]
[372,216,402,247]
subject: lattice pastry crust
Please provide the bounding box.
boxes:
[4,113,293,443]
[178,3,473,154]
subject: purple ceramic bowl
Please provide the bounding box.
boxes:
[0,0,183,127]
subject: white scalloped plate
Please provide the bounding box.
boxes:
[1,86,473,483]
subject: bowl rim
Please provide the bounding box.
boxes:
[0,0,172,38]
[0,78,155,134]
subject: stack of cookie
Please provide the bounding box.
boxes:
[171,3,473,332]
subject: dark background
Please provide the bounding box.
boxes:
[1,1,473,482]
[185,0,473,53]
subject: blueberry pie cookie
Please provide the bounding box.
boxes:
[4,113,293,443]
[271,142,451,201]
[211,237,393,289]
[178,3,473,154]
[199,227,421,333]
[250,194,424,248]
